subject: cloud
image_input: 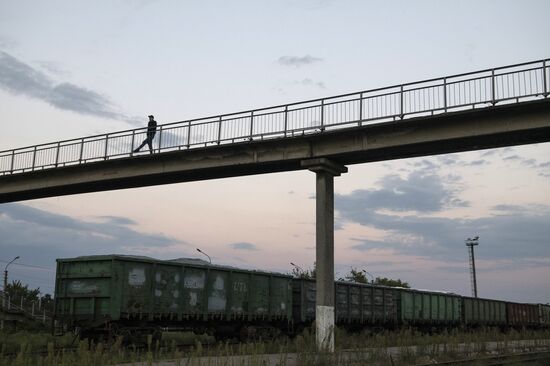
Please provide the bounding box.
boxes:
[0,50,52,99]
[47,83,121,119]
[35,60,70,78]
[0,36,17,50]
[521,158,537,167]
[97,215,137,225]
[0,203,185,268]
[0,50,137,125]
[413,159,440,172]
[346,211,550,264]
[228,242,259,251]
[278,55,323,67]
[466,159,487,166]
[480,150,497,157]
[297,78,326,89]
[336,171,469,214]
[410,155,490,174]
[437,154,458,165]
[335,173,550,265]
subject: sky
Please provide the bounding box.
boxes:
[0,0,549,303]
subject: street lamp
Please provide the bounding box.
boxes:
[362,269,374,284]
[290,262,304,277]
[3,256,20,293]
[196,248,211,265]
[290,262,304,273]
[465,236,479,298]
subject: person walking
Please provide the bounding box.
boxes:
[133,115,158,154]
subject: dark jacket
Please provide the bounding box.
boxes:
[147,119,157,136]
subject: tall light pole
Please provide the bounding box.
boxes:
[290,262,304,277]
[3,256,20,293]
[196,248,211,265]
[362,269,374,284]
[465,236,479,298]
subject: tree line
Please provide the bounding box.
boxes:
[289,264,410,288]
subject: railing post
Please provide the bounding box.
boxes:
[543,60,548,97]
[249,111,254,140]
[157,126,163,153]
[320,99,325,131]
[104,134,109,160]
[31,146,37,171]
[358,93,363,126]
[284,106,288,137]
[54,142,61,167]
[186,121,192,147]
[217,116,223,144]
[491,69,496,105]
[130,130,135,156]
[399,86,404,119]
[443,77,448,112]
[10,150,15,173]
[79,138,84,163]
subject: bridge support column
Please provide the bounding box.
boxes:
[301,158,347,352]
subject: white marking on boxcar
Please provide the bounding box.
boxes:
[128,268,146,286]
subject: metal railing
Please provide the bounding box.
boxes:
[0,291,52,323]
[1,59,549,176]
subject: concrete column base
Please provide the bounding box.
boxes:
[316,305,335,352]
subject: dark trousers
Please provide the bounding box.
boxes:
[134,133,155,154]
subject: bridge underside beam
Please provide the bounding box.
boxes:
[1,99,550,203]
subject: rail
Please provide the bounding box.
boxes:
[1,59,549,175]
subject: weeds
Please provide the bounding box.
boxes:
[0,328,549,365]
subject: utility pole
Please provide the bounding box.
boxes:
[2,256,19,331]
[465,236,479,298]
[3,256,20,294]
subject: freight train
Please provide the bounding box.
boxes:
[53,255,550,340]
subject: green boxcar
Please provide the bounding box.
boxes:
[398,289,461,325]
[462,297,506,326]
[539,304,550,327]
[55,255,293,329]
[292,280,398,325]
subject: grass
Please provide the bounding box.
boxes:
[0,328,549,365]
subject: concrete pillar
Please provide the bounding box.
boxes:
[301,158,347,352]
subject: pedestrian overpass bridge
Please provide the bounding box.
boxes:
[2,58,550,351]
[1,59,549,203]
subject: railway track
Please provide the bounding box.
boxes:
[417,350,550,365]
